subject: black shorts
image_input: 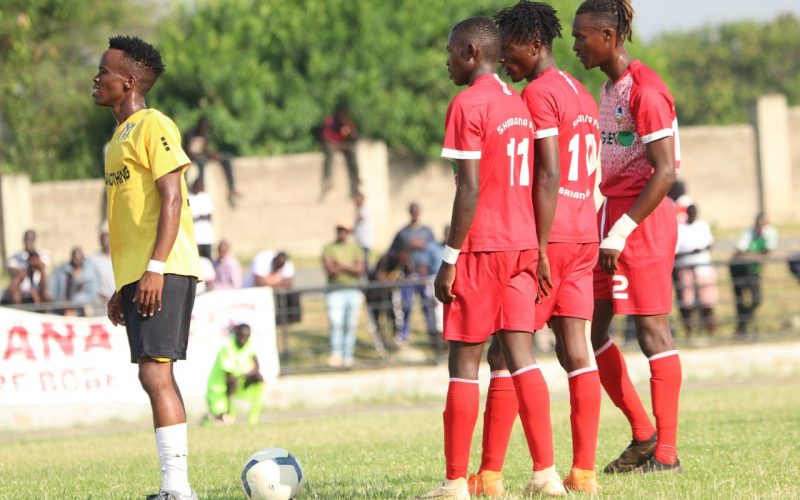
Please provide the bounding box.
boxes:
[121,274,197,363]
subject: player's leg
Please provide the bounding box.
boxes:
[592,298,657,473]
[240,378,266,425]
[633,314,683,473]
[468,337,515,497]
[418,341,483,499]
[497,330,565,497]
[552,317,601,493]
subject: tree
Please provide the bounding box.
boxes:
[0,0,162,180]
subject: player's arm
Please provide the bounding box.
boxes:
[533,135,560,298]
[599,136,675,274]
[434,158,479,303]
[246,355,264,383]
[136,169,183,316]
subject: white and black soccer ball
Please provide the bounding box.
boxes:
[241,447,305,500]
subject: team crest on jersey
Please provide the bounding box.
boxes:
[119,122,136,141]
[614,104,625,124]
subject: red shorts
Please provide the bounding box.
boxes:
[593,196,677,315]
[444,249,538,343]
[534,242,598,330]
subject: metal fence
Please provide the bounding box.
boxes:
[5,257,800,372]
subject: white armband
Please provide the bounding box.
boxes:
[146,259,166,275]
[599,214,638,252]
[442,245,460,265]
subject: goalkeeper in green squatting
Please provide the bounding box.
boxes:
[205,323,266,425]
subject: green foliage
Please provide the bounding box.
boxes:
[155,0,590,159]
[1,1,799,180]
[0,0,161,181]
[650,14,800,125]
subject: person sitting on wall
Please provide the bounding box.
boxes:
[205,323,265,425]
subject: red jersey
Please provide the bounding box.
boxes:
[599,60,681,198]
[441,73,538,252]
[522,67,600,243]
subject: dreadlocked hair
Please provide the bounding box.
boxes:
[108,35,166,78]
[576,0,635,43]
[451,16,502,61]
[493,0,562,49]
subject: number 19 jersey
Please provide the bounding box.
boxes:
[441,73,538,252]
[522,67,600,243]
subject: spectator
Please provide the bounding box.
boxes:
[319,103,361,199]
[365,249,410,350]
[2,230,52,305]
[86,223,115,303]
[188,178,215,260]
[213,240,243,290]
[49,247,99,315]
[353,192,373,270]
[322,222,365,367]
[243,250,295,289]
[674,205,718,335]
[2,252,50,305]
[195,256,217,295]
[389,203,437,346]
[729,212,779,335]
[184,116,240,206]
[667,179,692,224]
[205,324,265,426]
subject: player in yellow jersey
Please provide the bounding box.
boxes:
[93,35,201,500]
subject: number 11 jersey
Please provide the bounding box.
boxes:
[441,73,538,253]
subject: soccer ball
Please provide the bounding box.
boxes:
[241,447,305,500]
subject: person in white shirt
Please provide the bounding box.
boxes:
[674,205,718,335]
[353,192,373,271]
[243,251,295,289]
[188,178,216,259]
[86,223,115,303]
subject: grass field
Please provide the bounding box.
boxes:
[1,378,798,499]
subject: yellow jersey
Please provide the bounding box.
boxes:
[105,108,201,290]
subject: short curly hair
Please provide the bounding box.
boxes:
[108,35,166,91]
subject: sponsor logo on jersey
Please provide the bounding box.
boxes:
[119,122,136,141]
[160,136,171,151]
[105,166,130,186]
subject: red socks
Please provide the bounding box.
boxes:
[478,371,519,472]
[649,351,682,464]
[511,366,554,471]
[443,379,480,479]
[568,368,601,471]
[594,340,656,441]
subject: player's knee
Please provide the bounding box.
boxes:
[486,339,506,371]
[137,365,172,395]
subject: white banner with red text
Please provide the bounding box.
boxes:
[0,288,279,406]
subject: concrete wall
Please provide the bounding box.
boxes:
[3,104,799,267]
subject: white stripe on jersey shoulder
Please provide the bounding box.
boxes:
[534,128,559,139]
[441,148,482,160]
[558,71,579,94]
[493,73,512,95]
[641,128,674,144]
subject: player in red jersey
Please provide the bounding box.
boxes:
[416,16,560,500]
[573,0,683,474]
[464,2,603,496]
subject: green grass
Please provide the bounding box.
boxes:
[1,378,798,499]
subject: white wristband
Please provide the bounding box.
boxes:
[146,259,166,275]
[442,245,460,265]
[600,214,638,252]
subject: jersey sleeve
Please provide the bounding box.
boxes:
[630,87,675,144]
[441,95,483,160]
[144,114,192,180]
[523,86,558,139]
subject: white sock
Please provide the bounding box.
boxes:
[155,423,191,495]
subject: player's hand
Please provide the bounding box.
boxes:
[599,248,621,275]
[135,271,164,317]
[536,252,554,304]
[108,291,125,326]
[434,263,457,303]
